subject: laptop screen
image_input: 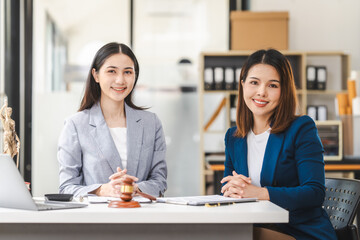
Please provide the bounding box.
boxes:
[0,154,38,210]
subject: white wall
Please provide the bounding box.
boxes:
[134,0,228,88]
[251,0,360,70]
[133,0,229,196]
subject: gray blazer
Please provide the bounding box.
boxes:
[58,102,167,197]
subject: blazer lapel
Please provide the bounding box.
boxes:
[260,132,285,186]
[234,137,249,177]
[89,103,122,173]
[125,103,143,176]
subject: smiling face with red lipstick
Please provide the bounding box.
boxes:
[92,53,135,106]
[234,49,298,138]
[241,63,281,131]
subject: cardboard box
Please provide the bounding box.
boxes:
[230,11,289,50]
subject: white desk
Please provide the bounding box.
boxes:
[0,200,288,240]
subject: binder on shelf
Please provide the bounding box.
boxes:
[307,105,317,121]
[307,105,328,121]
[214,67,224,90]
[235,68,242,90]
[204,68,214,90]
[316,66,327,90]
[306,66,317,90]
[317,105,327,121]
[225,67,234,90]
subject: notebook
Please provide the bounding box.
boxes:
[0,154,87,211]
[156,195,257,206]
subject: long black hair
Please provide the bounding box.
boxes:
[79,42,145,111]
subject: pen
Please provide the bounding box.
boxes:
[205,202,236,207]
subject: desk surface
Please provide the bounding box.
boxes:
[0,200,288,224]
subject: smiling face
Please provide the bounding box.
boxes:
[92,53,135,106]
[242,63,281,123]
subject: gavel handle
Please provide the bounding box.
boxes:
[136,191,157,201]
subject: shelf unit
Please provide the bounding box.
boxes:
[199,51,350,195]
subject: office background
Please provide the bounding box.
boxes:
[0,0,360,197]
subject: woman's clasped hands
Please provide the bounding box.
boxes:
[220,171,270,200]
[94,167,139,198]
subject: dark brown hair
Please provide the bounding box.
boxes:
[79,42,145,111]
[235,49,298,138]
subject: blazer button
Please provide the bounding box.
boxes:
[273,181,278,187]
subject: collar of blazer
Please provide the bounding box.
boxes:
[260,132,285,187]
[88,102,143,177]
[235,131,285,187]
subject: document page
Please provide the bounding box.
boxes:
[156,195,257,206]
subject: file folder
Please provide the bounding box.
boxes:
[214,67,224,90]
[307,105,327,121]
[225,67,235,90]
[307,105,317,121]
[204,68,214,90]
[316,66,327,90]
[156,195,257,206]
[317,105,327,121]
[306,66,317,90]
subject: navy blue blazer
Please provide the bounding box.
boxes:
[224,115,336,240]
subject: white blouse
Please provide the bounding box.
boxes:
[109,127,127,170]
[247,128,271,187]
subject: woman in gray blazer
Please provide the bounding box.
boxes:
[58,42,167,197]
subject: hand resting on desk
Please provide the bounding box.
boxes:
[91,167,139,198]
[221,171,269,200]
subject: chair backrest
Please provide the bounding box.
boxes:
[323,178,360,229]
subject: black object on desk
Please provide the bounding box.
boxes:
[45,194,73,202]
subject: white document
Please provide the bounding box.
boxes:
[87,195,152,204]
[156,195,257,206]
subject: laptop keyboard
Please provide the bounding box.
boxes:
[36,202,68,210]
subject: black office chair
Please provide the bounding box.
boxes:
[323,178,360,240]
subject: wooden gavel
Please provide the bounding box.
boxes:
[108,177,156,208]
[120,177,135,202]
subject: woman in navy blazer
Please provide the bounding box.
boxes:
[58,42,167,197]
[220,49,336,240]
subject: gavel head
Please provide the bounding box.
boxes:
[120,177,134,202]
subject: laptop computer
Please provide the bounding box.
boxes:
[0,154,87,211]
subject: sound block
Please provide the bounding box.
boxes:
[108,200,141,208]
